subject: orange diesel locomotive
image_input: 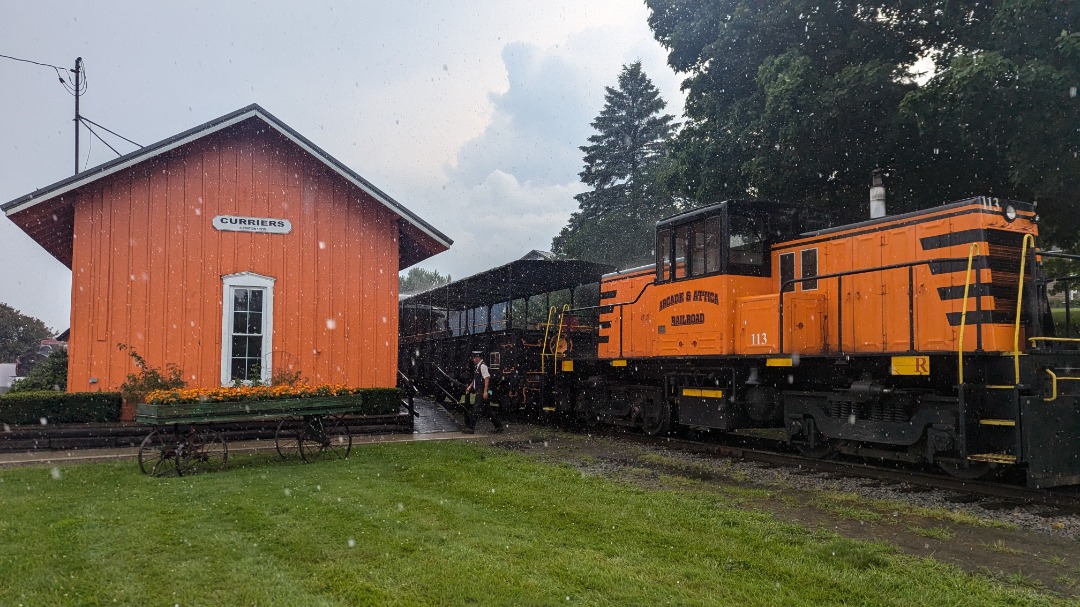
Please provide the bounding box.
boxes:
[402,195,1080,488]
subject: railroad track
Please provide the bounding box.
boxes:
[578,426,1080,514]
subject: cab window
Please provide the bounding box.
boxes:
[690,221,707,277]
[704,216,721,273]
[656,228,671,282]
[728,213,766,275]
[674,224,689,279]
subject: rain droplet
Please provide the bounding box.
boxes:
[1071,87,1077,98]
[284,488,292,497]
[396,502,405,511]
[50,467,62,480]
[194,208,202,216]
[348,538,356,548]
[848,413,857,425]
[326,319,337,330]
[319,241,326,250]
[39,417,48,426]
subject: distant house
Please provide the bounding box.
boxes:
[3,104,450,412]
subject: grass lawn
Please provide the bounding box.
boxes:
[0,440,1065,606]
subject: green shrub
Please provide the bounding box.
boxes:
[364,388,402,415]
[0,391,122,424]
[9,349,68,393]
[116,343,185,404]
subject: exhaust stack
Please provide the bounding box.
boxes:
[870,169,886,219]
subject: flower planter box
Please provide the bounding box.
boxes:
[136,389,400,425]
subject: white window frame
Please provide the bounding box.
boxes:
[221,272,275,385]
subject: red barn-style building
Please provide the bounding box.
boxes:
[3,104,451,407]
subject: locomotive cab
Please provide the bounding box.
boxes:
[598,200,833,359]
[654,200,833,282]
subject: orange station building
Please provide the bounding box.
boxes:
[3,104,451,402]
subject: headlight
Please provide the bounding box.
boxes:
[1003,204,1017,221]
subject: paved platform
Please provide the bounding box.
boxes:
[0,397,481,468]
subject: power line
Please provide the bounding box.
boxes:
[0,52,82,94]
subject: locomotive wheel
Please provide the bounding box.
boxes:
[937,460,995,481]
[637,393,670,436]
[795,440,837,460]
[138,429,180,477]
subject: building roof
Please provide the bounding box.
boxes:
[401,257,614,310]
[3,103,452,269]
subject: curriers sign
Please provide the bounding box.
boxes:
[212,215,292,234]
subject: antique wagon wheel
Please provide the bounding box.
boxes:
[177,429,228,475]
[274,418,301,459]
[297,415,352,462]
[138,429,180,477]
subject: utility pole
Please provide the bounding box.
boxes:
[73,57,82,174]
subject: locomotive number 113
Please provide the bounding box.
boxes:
[750,332,768,345]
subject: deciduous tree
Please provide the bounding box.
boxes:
[399,267,451,294]
[646,0,1079,238]
[0,302,53,363]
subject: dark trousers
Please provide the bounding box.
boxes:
[466,396,503,431]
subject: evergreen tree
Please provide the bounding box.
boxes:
[552,62,678,268]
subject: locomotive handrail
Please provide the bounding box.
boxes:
[540,306,556,373]
[552,304,571,374]
[1043,369,1080,402]
[1013,234,1037,385]
[1029,337,1080,346]
[957,243,983,386]
[777,255,978,355]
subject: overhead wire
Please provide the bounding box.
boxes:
[0,53,84,95]
[79,115,142,148]
[80,118,121,158]
[82,120,93,170]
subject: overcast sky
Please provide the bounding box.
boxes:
[0,1,685,331]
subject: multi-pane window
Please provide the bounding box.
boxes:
[221,272,274,386]
[229,287,264,382]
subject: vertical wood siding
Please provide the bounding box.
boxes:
[68,124,401,391]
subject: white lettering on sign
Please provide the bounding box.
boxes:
[212,215,292,234]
